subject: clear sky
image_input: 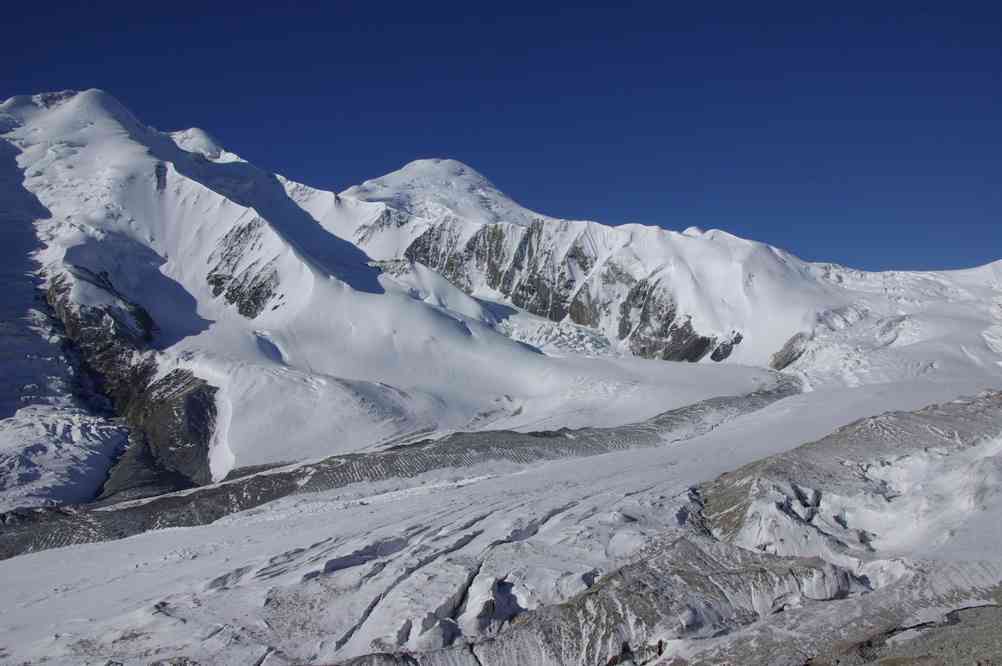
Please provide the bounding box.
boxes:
[4,2,1000,270]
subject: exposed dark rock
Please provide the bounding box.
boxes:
[206,217,280,318]
[99,369,217,498]
[617,279,717,361]
[403,220,727,362]
[154,161,167,192]
[44,272,218,501]
[711,331,743,362]
[404,221,473,291]
[770,331,811,370]
[97,438,195,502]
[47,272,157,413]
[355,206,412,247]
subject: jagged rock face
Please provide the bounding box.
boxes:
[711,331,743,362]
[616,277,726,361]
[206,217,281,318]
[403,219,734,362]
[46,273,157,415]
[45,273,217,500]
[106,369,217,494]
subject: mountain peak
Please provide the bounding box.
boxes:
[343,158,543,227]
[1,88,146,139]
[364,157,493,189]
[401,157,481,174]
[168,127,236,162]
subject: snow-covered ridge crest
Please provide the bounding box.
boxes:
[287,159,839,364]
[169,127,243,163]
[287,154,1002,371]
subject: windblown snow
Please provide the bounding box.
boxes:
[1,89,1001,665]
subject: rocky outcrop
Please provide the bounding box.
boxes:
[617,278,716,361]
[769,331,810,370]
[206,217,281,318]
[47,271,158,410]
[99,369,217,499]
[711,331,743,362]
[45,272,218,501]
[403,220,738,362]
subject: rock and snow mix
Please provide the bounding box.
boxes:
[0,89,1001,665]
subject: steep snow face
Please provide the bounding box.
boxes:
[0,90,778,494]
[279,158,545,262]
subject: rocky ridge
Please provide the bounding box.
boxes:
[45,270,218,500]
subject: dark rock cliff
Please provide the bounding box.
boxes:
[404,220,740,362]
[45,272,218,501]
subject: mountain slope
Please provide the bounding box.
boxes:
[0,90,779,505]
[288,158,1002,378]
[1,88,1000,508]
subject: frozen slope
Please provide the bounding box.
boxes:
[0,90,777,498]
[287,159,842,364]
[287,159,1002,378]
[788,261,1002,388]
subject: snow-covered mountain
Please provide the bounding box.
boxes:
[292,158,1002,376]
[2,88,1001,505]
[0,89,783,505]
[2,89,1002,665]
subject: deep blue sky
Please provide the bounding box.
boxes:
[4,2,1000,270]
